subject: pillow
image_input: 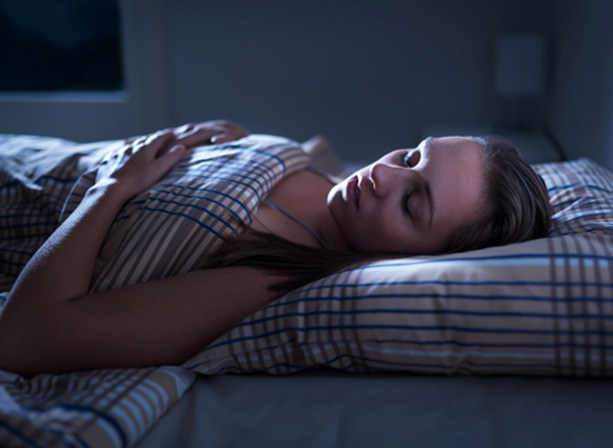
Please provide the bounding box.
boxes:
[534,158,613,236]
[185,158,613,377]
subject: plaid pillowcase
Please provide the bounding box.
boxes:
[187,158,613,377]
[534,158,613,236]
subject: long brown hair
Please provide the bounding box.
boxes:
[202,136,552,294]
[444,135,552,252]
[202,228,380,292]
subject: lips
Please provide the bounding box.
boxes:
[347,176,360,210]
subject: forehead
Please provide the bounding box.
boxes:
[427,136,482,154]
[425,136,488,238]
[425,136,485,169]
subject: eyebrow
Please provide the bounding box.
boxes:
[423,137,435,229]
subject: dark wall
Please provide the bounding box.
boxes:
[2,0,611,169]
[548,0,613,169]
[165,0,549,162]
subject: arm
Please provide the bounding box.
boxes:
[0,130,277,376]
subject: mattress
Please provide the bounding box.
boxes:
[137,371,613,448]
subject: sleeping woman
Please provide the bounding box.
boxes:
[0,120,551,376]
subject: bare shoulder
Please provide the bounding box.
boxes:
[266,169,333,204]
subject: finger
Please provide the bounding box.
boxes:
[124,133,147,145]
[174,121,228,138]
[217,121,249,136]
[211,128,249,143]
[149,144,187,181]
[144,130,174,146]
[124,135,147,148]
[173,123,196,134]
[174,128,220,148]
[210,133,232,144]
[189,120,246,138]
[138,131,176,158]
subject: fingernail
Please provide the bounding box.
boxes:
[211,133,226,143]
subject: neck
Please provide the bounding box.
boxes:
[257,169,350,251]
[309,178,350,252]
[316,203,350,252]
[293,169,350,251]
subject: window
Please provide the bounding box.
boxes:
[0,0,122,92]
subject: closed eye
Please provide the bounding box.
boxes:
[403,150,421,167]
[402,191,412,217]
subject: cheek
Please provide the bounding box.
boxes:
[330,208,375,252]
[354,211,411,252]
[329,192,417,253]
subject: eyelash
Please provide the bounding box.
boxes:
[403,150,420,167]
[402,191,412,217]
[401,150,420,216]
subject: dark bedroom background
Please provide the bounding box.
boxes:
[0,0,611,170]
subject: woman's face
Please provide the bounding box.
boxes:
[327,136,489,255]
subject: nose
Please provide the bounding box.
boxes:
[369,162,420,198]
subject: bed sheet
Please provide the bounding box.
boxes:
[137,371,613,448]
[0,133,305,447]
[1,133,613,447]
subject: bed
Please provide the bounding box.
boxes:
[0,133,612,447]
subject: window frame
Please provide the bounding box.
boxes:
[0,0,171,141]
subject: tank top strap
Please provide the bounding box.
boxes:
[262,198,331,250]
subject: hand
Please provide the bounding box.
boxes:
[171,119,249,148]
[96,131,186,200]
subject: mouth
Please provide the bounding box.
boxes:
[347,176,360,210]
